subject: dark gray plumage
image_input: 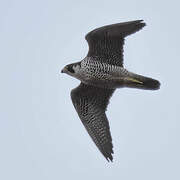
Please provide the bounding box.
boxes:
[61,20,160,162]
[71,83,115,161]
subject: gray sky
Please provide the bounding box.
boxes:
[0,0,180,179]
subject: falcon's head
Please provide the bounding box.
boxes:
[61,62,81,76]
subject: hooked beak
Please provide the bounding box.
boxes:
[61,66,67,73]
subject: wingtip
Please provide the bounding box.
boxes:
[137,19,146,25]
[104,151,114,162]
[106,156,113,162]
[134,19,146,27]
[133,20,146,33]
[136,19,145,23]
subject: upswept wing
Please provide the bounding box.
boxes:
[85,20,146,66]
[71,83,115,161]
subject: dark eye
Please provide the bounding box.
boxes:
[67,65,75,73]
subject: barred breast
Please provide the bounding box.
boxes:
[78,57,129,89]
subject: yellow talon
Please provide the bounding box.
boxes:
[126,77,143,84]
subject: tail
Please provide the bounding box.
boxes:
[124,73,160,90]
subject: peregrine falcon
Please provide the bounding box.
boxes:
[61,20,160,162]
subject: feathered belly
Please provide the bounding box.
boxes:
[78,59,128,89]
[79,70,125,89]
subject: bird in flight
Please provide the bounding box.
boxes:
[61,20,160,162]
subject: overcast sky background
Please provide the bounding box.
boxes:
[0,0,180,179]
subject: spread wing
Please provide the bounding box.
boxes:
[85,20,146,67]
[71,83,115,161]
